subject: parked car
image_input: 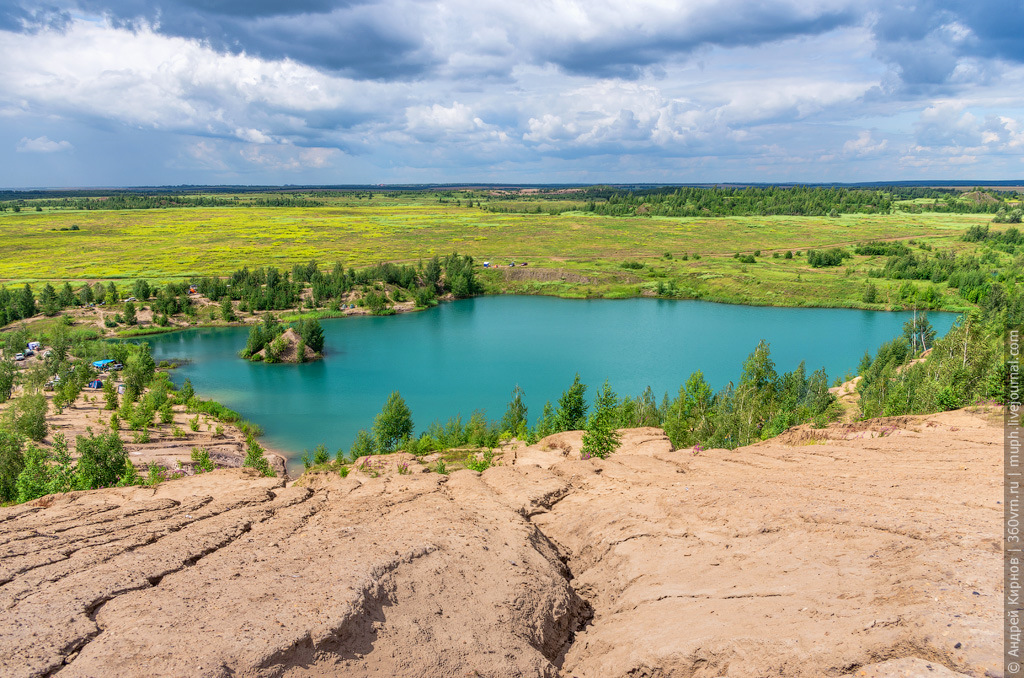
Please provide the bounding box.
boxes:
[14,353,24,361]
[24,349,33,357]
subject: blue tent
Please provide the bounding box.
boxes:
[92,359,114,369]
[87,380,103,389]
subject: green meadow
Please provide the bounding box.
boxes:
[0,193,995,311]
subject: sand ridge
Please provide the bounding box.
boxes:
[0,407,1002,677]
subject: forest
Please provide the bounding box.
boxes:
[0,253,481,329]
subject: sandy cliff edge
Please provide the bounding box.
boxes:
[0,407,1002,677]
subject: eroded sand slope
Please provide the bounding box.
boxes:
[0,408,1002,677]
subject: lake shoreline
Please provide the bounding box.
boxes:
[102,288,969,342]
[142,297,960,468]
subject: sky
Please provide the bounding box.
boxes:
[0,0,1022,187]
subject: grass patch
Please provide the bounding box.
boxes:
[0,193,998,311]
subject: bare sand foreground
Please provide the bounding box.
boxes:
[0,407,1003,677]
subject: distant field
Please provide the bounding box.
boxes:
[0,195,994,310]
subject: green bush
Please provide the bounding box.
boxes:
[464,449,494,472]
[0,430,26,502]
[74,431,133,490]
[6,394,49,442]
[349,429,376,460]
[807,248,851,268]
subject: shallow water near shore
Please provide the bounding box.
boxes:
[143,296,957,464]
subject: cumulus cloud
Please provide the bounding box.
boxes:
[843,130,887,156]
[914,102,984,148]
[0,20,389,140]
[870,0,1024,88]
[240,145,340,171]
[16,135,73,152]
[405,102,484,138]
[0,1,1023,183]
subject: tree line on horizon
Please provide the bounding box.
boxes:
[482,185,1020,218]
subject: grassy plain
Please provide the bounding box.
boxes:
[0,193,995,310]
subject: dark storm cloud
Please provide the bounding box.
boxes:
[4,0,430,79]
[7,0,1024,86]
[871,0,1024,86]
[233,12,434,79]
[546,3,858,79]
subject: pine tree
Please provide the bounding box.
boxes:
[78,283,94,306]
[299,318,325,354]
[554,373,588,432]
[582,380,621,460]
[535,401,556,439]
[349,429,376,461]
[17,284,35,319]
[179,378,195,402]
[58,282,76,308]
[133,279,151,301]
[39,284,59,316]
[123,301,137,325]
[220,298,235,322]
[499,384,528,436]
[243,436,275,477]
[103,379,119,410]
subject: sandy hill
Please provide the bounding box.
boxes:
[0,407,1002,677]
[253,327,319,363]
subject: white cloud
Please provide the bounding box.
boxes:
[403,102,509,145]
[234,128,276,144]
[0,19,388,140]
[240,145,340,171]
[1,3,1024,183]
[16,135,73,153]
[843,130,888,156]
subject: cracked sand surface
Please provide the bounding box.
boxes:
[0,408,1002,677]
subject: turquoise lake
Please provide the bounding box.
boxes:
[143,296,958,464]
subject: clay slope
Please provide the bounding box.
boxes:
[522,413,1002,677]
[0,407,1003,678]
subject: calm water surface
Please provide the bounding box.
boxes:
[144,296,957,463]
